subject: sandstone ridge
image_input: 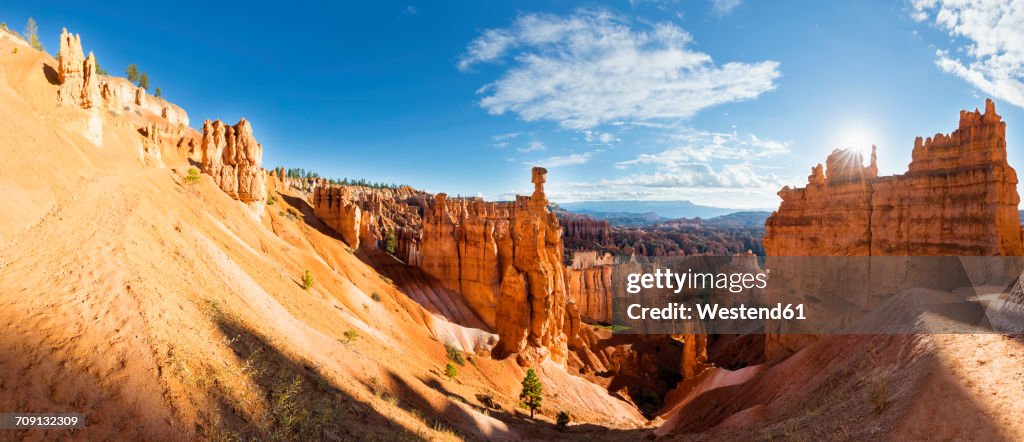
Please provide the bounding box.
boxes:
[766,99,1021,257]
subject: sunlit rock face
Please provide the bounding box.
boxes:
[200,119,267,205]
[418,167,574,365]
[763,99,1022,358]
[57,28,100,109]
[766,99,1021,257]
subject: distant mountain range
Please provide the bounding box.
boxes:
[557,200,772,221]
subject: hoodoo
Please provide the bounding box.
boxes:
[199,119,267,205]
[56,28,100,109]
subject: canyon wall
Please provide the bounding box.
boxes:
[311,184,427,253]
[419,168,573,364]
[560,214,611,246]
[199,119,267,205]
[766,99,1021,257]
[764,99,1022,357]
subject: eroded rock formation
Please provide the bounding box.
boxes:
[56,28,100,109]
[311,184,427,252]
[415,168,575,364]
[199,119,267,204]
[766,99,1021,257]
[764,99,1022,357]
[560,214,611,247]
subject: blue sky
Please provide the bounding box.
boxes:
[3,0,1023,208]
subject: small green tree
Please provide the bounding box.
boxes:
[444,363,458,381]
[95,60,108,75]
[25,17,43,51]
[302,270,313,290]
[519,368,542,418]
[125,64,139,83]
[445,342,465,366]
[343,328,359,343]
[138,72,150,90]
[1,22,7,31]
[154,87,162,97]
[556,411,570,430]
[184,167,201,191]
[385,228,397,255]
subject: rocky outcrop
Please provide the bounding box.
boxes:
[56,28,100,109]
[766,99,1021,257]
[419,168,574,364]
[98,77,189,127]
[560,214,611,246]
[764,99,1022,357]
[311,184,427,253]
[311,186,363,247]
[199,119,266,204]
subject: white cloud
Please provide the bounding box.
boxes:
[574,163,783,189]
[532,152,593,168]
[912,0,1024,107]
[458,9,781,129]
[402,5,418,15]
[584,130,621,145]
[616,128,790,166]
[711,0,742,16]
[518,140,548,152]
[492,131,522,141]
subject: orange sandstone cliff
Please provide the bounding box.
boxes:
[766,99,1021,256]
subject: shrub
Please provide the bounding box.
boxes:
[184,167,200,191]
[371,292,382,302]
[445,342,465,366]
[385,228,397,255]
[343,328,360,343]
[444,363,458,381]
[302,270,313,290]
[556,411,570,430]
[267,195,276,205]
[519,368,542,418]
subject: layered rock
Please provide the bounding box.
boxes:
[311,184,427,254]
[560,214,611,247]
[56,28,100,109]
[419,167,574,364]
[766,99,1021,257]
[98,77,189,127]
[764,99,1022,357]
[199,119,267,204]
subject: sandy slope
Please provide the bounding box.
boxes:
[0,38,645,440]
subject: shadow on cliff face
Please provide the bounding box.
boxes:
[42,63,59,85]
[204,313,421,440]
[277,193,348,244]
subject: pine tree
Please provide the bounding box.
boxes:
[25,17,43,51]
[154,87,162,97]
[385,228,397,255]
[138,72,150,90]
[519,368,542,418]
[126,64,140,83]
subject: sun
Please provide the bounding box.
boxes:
[833,123,877,160]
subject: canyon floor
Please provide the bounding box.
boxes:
[2,29,1024,441]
